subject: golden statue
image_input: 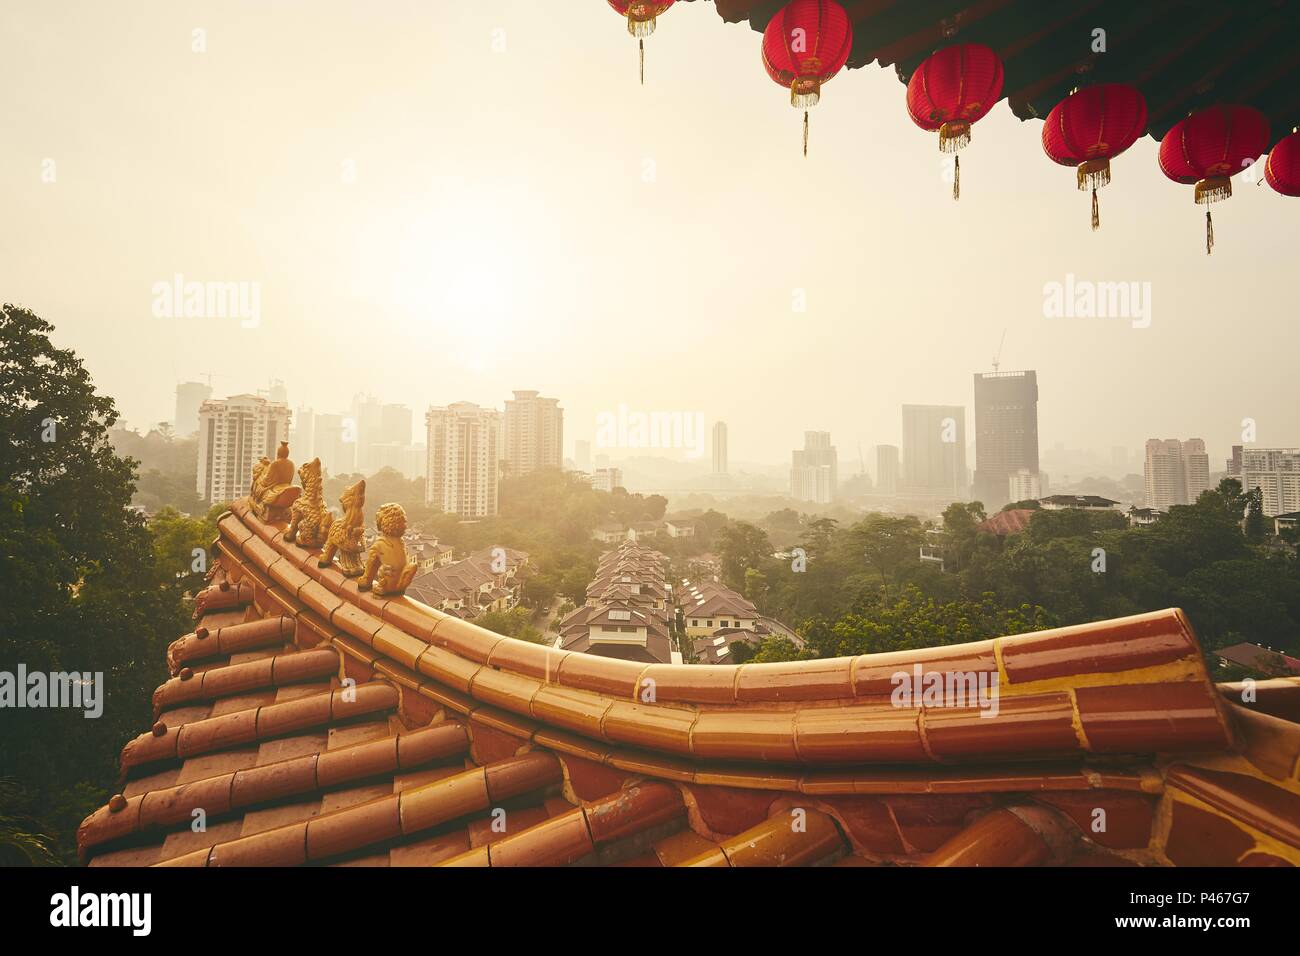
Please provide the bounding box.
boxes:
[358,502,418,596]
[319,478,366,577]
[284,458,333,548]
[249,441,301,522]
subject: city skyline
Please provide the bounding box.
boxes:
[165,369,1279,486]
[5,1,1298,472]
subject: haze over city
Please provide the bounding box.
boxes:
[3,0,1298,470]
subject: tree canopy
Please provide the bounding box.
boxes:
[1,305,220,863]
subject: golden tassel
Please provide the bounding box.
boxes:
[1195,176,1231,204]
[953,153,960,201]
[1077,158,1111,191]
[1206,209,1214,255]
[1091,185,1100,231]
[640,39,644,86]
[803,110,809,157]
[939,121,971,152]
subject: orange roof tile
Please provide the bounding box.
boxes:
[76,499,1300,867]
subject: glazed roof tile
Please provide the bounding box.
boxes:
[76,499,1300,867]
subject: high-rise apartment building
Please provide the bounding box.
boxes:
[313,413,355,476]
[1144,438,1211,509]
[593,467,624,493]
[875,445,899,495]
[289,406,316,462]
[1227,445,1243,478]
[262,380,288,406]
[972,370,1039,508]
[174,381,212,438]
[1009,468,1043,501]
[901,405,966,496]
[196,394,291,503]
[1242,448,1300,516]
[791,431,838,504]
[502,390,563,477]
[380,404,413,446]
[573,439,591,472]
[712,422,728,475]
[426,402,501,517]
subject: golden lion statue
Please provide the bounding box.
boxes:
[284,458,333,548]
[250,441,301,522]
[319,478,366,577]
[358,502,417,596]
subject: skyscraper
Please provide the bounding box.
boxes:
[350,393,384,473]
[1241,448,1300,516]
[426,402,501,517]
[1144,439,1210,509]
[901,405,966,496]
[592,467,623,493]
[972,370,1039,508]
[875,444,899,495]
[380,404,413,446]
[791,431,838,504]
[196,394,291,503]
[289,406,316,461]
[502,390,563,477]
[312,413,355,476]
[712,421,728,475]
[574,439,592,472]
[1227,445,1243,478]
[174,381,212,438]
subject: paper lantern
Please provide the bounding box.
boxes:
[1042,84,1148,230]
[1265,128,1300,197]
[907,43,1004,199]
[607,1,676,85]
[761,0,854,156]
[1158,105,1270,253]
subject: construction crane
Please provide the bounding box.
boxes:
[991,328,1007,373]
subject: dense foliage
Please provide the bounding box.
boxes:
[4,303,1297,864]
[715,484,1300,669]
[0,305,220,864]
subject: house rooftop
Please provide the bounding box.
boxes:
[74,492,1300,868]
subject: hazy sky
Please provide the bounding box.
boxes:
[2,0,1296,469]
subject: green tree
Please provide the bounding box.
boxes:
[0,304,193,863]
[1244,487,1267,543]
[716,521,773,591]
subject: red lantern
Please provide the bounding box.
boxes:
[1265,128,1300,196]
[761,0,854,157]
[1042,84,1148,230]
[1158,105,1270,254]
[906,43,1004,199]
[607,1,676,85]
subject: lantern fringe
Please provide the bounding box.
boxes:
[1195,176,1232,204]
[939,121,971,153]
[627,16,657,39]
[953,153,960,201]
[803,110,809,157]
[1077,158,1111,191]
[1091,185,1100,231]
[1206,209,1214,255]
[640,38,644,85]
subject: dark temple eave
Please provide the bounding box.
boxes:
[686,0,1300,145]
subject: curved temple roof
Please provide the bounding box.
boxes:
[78,499,1300,867]
[688,0,1300,147]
